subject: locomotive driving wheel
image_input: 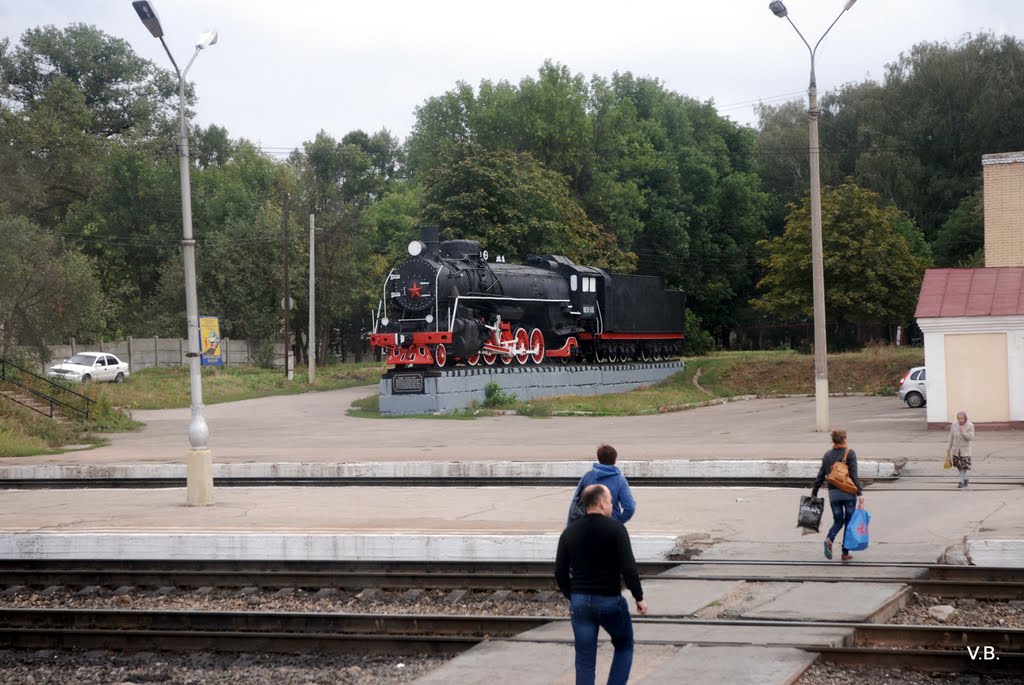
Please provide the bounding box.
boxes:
[513,328,530,365]
[434,344,447,368]
[529,328,545,365]
[466,354,481,366]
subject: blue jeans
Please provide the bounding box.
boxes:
[828,489,858,553]
[569,593,634,685]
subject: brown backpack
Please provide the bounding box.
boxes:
[827,448,859,494]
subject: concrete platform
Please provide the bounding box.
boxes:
[0,485,1020,564]
[0,458,900,480]
[413,642,818,685]
[739,582,908,622]
[516,620,852,648]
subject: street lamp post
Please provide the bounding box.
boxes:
[308,214,321,385]
[133,1,217,504]
[768,0,857,432]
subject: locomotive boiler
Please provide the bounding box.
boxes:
[369,227,686,367]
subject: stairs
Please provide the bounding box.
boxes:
[0,389,70,423]
[1,358,93,421]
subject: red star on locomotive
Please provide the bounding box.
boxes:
[370,227,686,368]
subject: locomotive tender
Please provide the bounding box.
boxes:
[369,227,686,367]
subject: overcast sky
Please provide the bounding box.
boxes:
[2,1,1019,156]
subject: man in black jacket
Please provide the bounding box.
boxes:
[555,484,648,685]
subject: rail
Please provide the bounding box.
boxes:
[0,357,95,420]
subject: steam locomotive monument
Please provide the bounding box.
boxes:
[370,227,686,414]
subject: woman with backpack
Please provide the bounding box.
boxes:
[811,429,865,561]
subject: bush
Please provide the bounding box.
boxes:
[483,381,516,407]
[682,309,714,356]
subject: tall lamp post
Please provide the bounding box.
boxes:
[308,214,322,385]
[133,1,217,505]
[768,0,857,432]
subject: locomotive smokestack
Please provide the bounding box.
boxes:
[420,226,440,256]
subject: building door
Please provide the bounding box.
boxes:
[944,333,1009,422]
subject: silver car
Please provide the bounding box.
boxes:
[898,366,926,408]
[48,352,130,384]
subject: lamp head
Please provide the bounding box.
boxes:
[132,0,164,38]
[768,0,788,18]
[843,0,858,10]
[197,29,218,49]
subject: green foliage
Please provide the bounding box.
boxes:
[681,309,714,357]
[752,182,930,340]
[483,381,516,407]
[289,129,403,359]
[761,32,1024,255]
[0,209,106,358]
[421,146,636,270]
[407,63,768,328]
[933,193,984,267]
[0,24,178,226]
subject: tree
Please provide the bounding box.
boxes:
[0,25,180,225]
[0,208,105,359]
[933,192,983,267]
[287,130,405,361]
[421,146,636,271]
[752,182,930,345]
[406,64,768,331]
[0,24,178,139]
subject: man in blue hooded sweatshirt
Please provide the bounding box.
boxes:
[567,444,636,525]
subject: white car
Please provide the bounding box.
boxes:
[48,352,130,384]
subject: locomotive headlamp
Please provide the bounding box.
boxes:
[425,314,434,323]
[408,241,425,257]
[381,317,389,327]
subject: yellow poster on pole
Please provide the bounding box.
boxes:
[199,316,223,367]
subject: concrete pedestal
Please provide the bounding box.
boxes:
[186,449,213,506]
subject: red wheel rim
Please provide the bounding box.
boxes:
[529,328,545,364]
[484,353,497,366]
[514,328,530,365]
[467,354,480,366]
[435,344,447,367]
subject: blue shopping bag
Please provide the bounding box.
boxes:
[846,507,871,551]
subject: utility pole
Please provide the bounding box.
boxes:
[282,193,292,380]
[308,213,316,384]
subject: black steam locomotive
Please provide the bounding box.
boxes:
[369,227,686,367]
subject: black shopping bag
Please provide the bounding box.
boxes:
[797,495,824,533]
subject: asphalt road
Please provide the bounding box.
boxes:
[13,390,1022,467]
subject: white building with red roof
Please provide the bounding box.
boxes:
[915,152,1024,429]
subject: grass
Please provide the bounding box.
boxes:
[502,346,924,417]
[95,362,385,410]
[0,362,384,457]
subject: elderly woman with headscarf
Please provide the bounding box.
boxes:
[947,410,975,488]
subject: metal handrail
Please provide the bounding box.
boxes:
[0,358,95,420]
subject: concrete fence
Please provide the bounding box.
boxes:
[23,338,295,374]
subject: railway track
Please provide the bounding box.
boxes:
[2,559,1022,598]
[0,476,901,489]
[3,475,1022,489]
[1,609,1021,673]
